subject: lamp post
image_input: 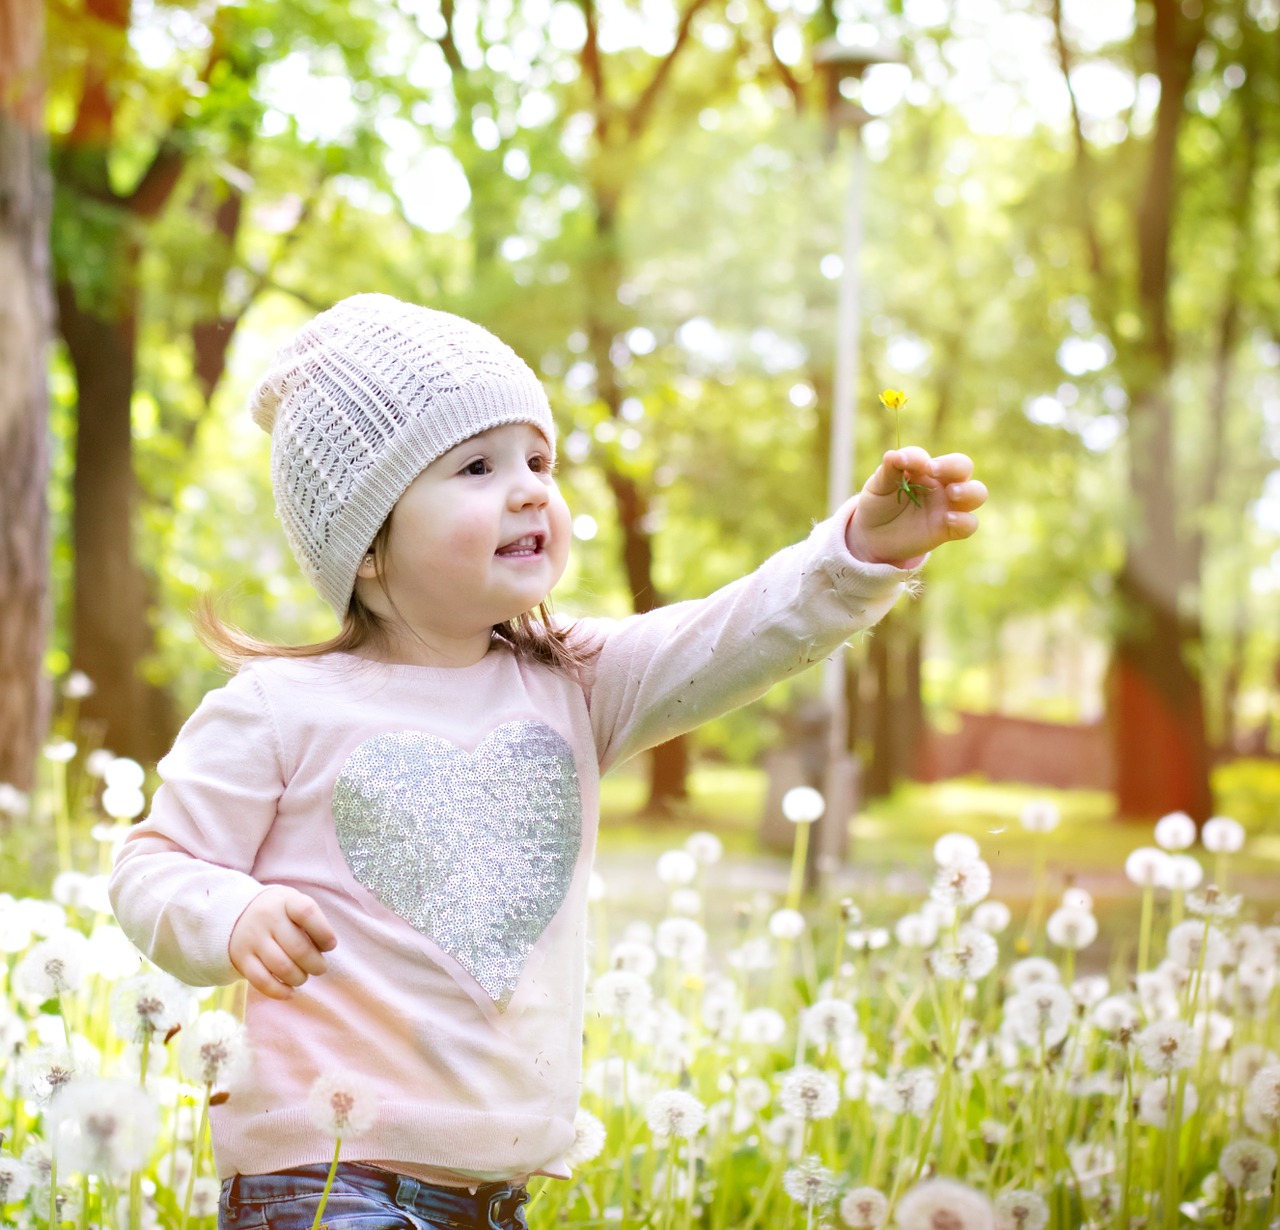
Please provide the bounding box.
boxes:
[810,39,905,892]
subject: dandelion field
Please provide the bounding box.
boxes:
[1,740,1279,1230]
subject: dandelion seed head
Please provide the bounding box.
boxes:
[0,1154,33,1206]
[1244,1064,1280,1135]
[846,927,890,952]
[1136,1020,1200,1076]
[1124,847,1171,888]
[1137,1077,1198,1126]
[684,831,723,865]
[739,1007,787,1045]
[1008,957,1060,992]
[769,909,806,940]
[840,1185,888,1228]
[1230,1045,1279,1089]
[781,786,825,824]
[895,912,939,948]
[1154,811,1197,851]
[930,859,992,909]
[1218,1139,1276,1194]
[1018,801,1059,833]
[971,901,1011,934]
[778,1065,839,1121]
[1060,886,1092,912]
[593,969,652,1020]
[49,1078,159,1175]
[933,833,981,866]
[20,1045,82,1104]
[177,1010,249,1088]
[895,1177,995,1230]
[1201,816,1245,854]
[782,1157,837,1207]
[1186,885,1241,920]
[668,888,702,917]
[110,972,197,1043]
[656,850,697,886]
[1070,975,1109,1008]
[654,917,707,965]
[306,1069,377,1137]
[1092,995,1140,1039]
[1158,853,1203,892]
[645,1090,707,1141]
[1166,920,1231,971]
[609,939,657,978]
[1045,906,1097,951]
[993,1189,1049,1230]
[802,999,858,1048]
[932,926,998,981]
[564,1106,606,1167]
[875,1067,938,1118]
[1005,984,1074,1049]
[14,930,90,1003]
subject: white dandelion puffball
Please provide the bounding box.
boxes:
[1219,1139,1277,1194]
[0,1154,33,1205]
[668,888,701,917]
[931,859,992,908]
[802,999,858,1048]
[778,1065,839,1121]
[1201,815,1245,854]
[993,1189,1049,1230]
[1092,995,1140,1037]
[587,872,606,902]
[1005,984,1074,1049]
[593,969,652,1019]
[1166,920,1230,972]
[178,1010,249,1087]
[564,1107,606,1168]
[875,1067,938,1118]
[88,923,142,979]
[1008,957,1060,992]
[14,929,91,1003]
[1136,1020,1200,1076]
[782,786,825,823]
[1138,1077,1198,1126]
[769,908,807,940]
[1046,905,1097,951]
[739,1007,787,1045]
[1070,975,1109,1008]
[895,1177,995,1230]
[783,1158,837,1207]
[307,1069,377,1137]
[110,972,198,1043]
[932,925,999,981]
[44,739,76,763]
[656,850,698,886]
[1158,853,1203,892]
[895,912,939,948]
[1018,800,1059,833]
[841,1186,888,1228]
[971,901,1011,934]
[188,1176,221,1220]
[19,1045,83,1104]
[1060,886,1092,912]
[101,785,146,820]
[1125,847,1172,888]
[1245,1064,1280,1136]
[684,830,723,865]
[645,1090,707,1141]
[102,757,145,791]
[0,783,31,817]
[654,917,707,965]
[609,940,657,978]
[1154,811,1197,851]
[933,832,981,866]
[49,1078,159,1175]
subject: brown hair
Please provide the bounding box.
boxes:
[195,517,595,679]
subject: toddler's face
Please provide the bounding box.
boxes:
[369,422,571,641]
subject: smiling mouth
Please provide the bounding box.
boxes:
[495,533,546,558]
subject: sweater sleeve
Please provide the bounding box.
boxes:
[572,496,922,775]
[108,666,285,987]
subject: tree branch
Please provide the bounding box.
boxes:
[627,0,718,140]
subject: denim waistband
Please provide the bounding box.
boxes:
[222,1161,529,1226]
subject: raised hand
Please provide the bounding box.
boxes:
[844,448,987,569]
[229,885,338,1000]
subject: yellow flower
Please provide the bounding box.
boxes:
[879,388,908,411]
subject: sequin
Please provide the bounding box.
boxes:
[331,722,583,1010]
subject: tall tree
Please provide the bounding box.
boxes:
[0,0,53,791]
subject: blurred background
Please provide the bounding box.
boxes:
[2,0,1279,896]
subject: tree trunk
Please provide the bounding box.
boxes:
[0,0,52,792]
[1111,0,1211,821]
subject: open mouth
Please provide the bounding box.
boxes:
[495,533,546,558]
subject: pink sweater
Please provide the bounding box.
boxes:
[109,498,914,1182]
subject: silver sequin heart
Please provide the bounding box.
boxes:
[331,722,583,1010]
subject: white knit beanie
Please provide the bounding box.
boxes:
[249,293,557,616]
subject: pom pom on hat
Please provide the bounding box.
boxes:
[251,294,556,615]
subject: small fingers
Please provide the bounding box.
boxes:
[236,954,296,1001]
[258,939,313,989]
[944,479,988,512]
[272,923,329,978]
[284,893,338,953]
[927,452,975,483]
[944,510,980,540]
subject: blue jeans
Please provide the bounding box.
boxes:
[218,1162,531,1230]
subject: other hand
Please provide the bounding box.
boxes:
[229,886,337,1000]
[844,448,986,568]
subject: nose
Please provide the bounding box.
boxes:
[507,468,549,510]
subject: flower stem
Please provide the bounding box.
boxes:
[309,1136,343,1230]
[786,824,810,914]
[181,1082,212,1230]
[1137,885,1154,975]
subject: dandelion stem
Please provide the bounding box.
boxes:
[1138,884,1154,975]
[180,1082,213,1230]
[785,824,810,915]
[78,1172,88,1230]
[309,1136,343,1230]
[1120,1059,1136,1230]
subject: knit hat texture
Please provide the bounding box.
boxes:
[250,293,556,616]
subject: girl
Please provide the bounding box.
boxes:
[109,293,986,1229]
